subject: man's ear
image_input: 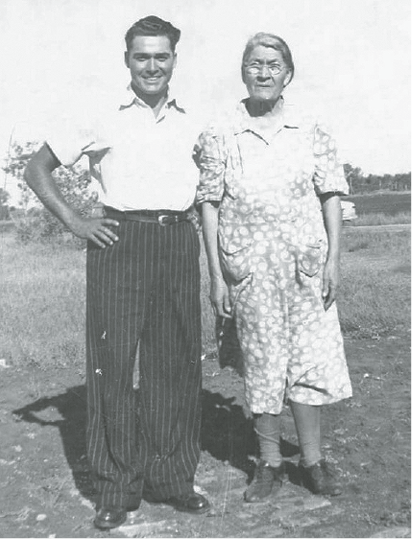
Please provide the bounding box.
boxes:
[173,53,177,70]
[124,51,130,69]
[241,65,247,85]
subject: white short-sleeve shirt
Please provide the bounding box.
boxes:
[47,86,202,211]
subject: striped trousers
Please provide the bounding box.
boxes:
[85,218,202,509]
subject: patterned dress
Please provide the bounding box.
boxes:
[195,98,352,414]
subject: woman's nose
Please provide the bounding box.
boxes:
[257,64,271,77]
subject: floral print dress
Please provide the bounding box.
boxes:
[195,98,352,414]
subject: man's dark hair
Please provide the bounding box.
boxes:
[125,15,181,53]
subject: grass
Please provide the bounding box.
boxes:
[346,192,411,216]
[348,211,410,226]
[345,191,410,225]
[0,231,216,369]
[1,222,410,369]
[339,228,411,338]
[342,226,410,252]
[1,234,86,369]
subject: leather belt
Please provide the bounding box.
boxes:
[103,206,192,226]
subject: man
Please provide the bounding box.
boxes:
[24,15,209,530]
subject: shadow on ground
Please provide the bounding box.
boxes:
[201,389,301,483]
[13,385,96,501]
[209,315,301,482]
[13,379,301,500]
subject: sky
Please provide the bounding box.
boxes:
[0,0,410,203]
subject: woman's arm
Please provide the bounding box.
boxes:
[201,201,232,318]
[319,192,342,310]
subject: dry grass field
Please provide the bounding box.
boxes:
[0,203,410,537]
[1,224,409,367]
[346,192,410,226]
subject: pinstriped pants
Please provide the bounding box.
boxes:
[85,219,202,509]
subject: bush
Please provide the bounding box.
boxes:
[3,141,96,247]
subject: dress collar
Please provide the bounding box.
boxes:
[232,96,300,138]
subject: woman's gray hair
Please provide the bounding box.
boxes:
[242,32,295,83]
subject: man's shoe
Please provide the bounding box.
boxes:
[142,488,163,503]
[144,488,210,514]
[168,492,210,514]
[244,460,285,502]
[126,500,141,512]
[299,459,342,496]
[94,507,127,529]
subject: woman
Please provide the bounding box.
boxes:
[195,33,352,502]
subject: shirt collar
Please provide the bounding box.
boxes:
[233,96,300,136]
[119,84,186,113]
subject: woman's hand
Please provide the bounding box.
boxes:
[201,202,232,317]
[210,276,232,318]
[322,258,339,310]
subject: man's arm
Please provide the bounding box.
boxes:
[24,143,119,248]
[201,201,231,318]
[319,192,342,310]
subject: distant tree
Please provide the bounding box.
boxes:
[0,187,9,206]
[2,141,96,244]
[0,187,10,220]
[363,172,411,193]
[3,141,37,209]
[392,172,412,191]
[344,164,411,194]
[343,163,363,194]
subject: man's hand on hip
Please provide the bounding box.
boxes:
[70,216,120,248]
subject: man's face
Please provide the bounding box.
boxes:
[125,35,176,99]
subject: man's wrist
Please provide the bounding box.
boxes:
[64,209,84,232]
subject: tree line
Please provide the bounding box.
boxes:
[344,164,411,194]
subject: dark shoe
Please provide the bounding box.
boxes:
[142,488,164,503]
[94,507,127,529]
[244,460,285,502]
[299,459,342,496]
[168,492,210,514]
[126,500,141,512]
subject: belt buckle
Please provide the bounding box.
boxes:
[158,215,170,226]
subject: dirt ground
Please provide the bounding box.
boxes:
[0,328,410,538]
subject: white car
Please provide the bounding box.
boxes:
[341,200,357,221]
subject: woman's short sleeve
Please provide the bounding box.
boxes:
[193,128,226,205]
[313,123,349,196]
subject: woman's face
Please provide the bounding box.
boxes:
[242,45,292,104]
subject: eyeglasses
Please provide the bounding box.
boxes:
[244,62,285,76]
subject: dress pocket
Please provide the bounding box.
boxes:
[219,239,253,282]
[297,241,325,277]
